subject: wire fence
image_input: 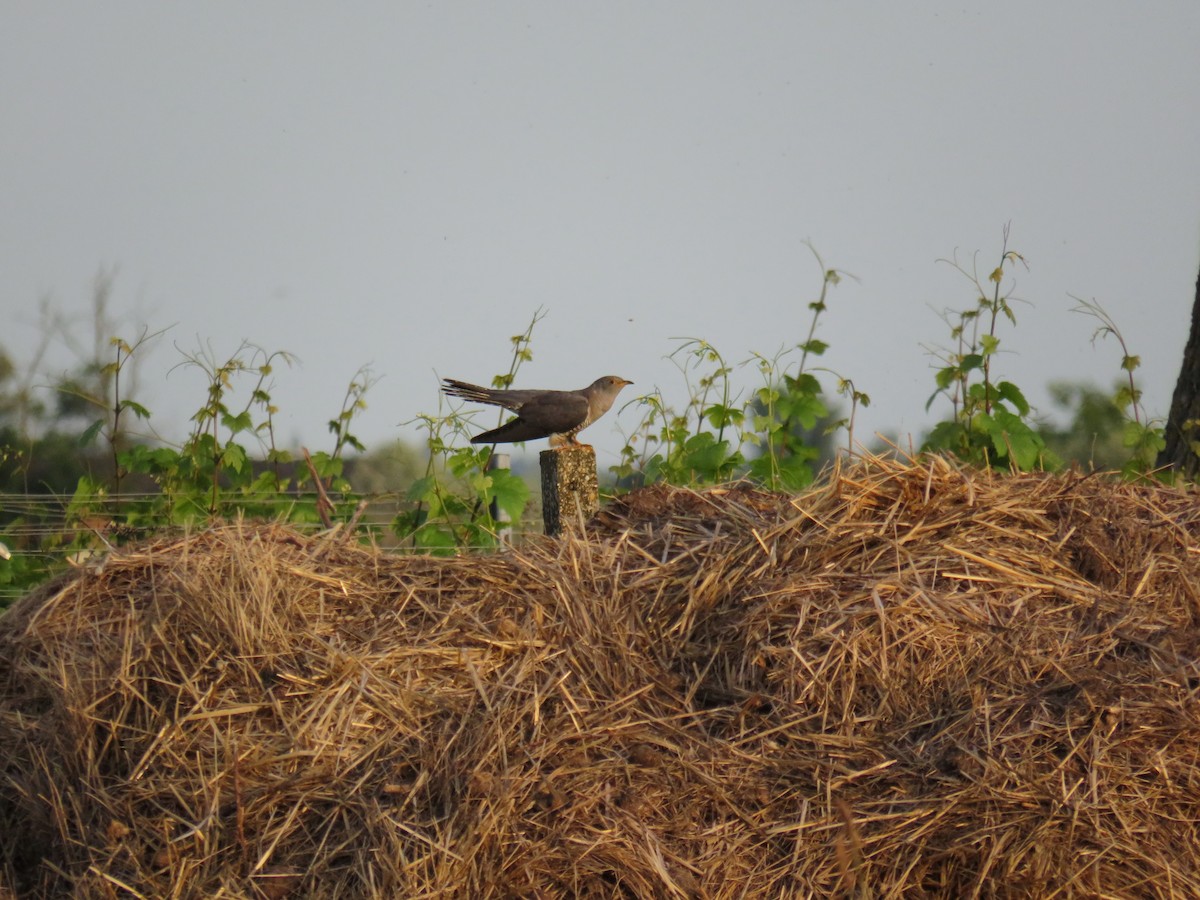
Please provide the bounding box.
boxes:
[1,490,405,532]
[0,490,526,606]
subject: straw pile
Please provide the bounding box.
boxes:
[2,456,1200,898]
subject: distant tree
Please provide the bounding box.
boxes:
[1158,257,1200,477]
[0,326,52,438]
[0,431,107,497]
[343,440,426,495]
[0,268,146,495]
[0,348,16,427]
[0,359,110,496]
[1038,381,1127,471]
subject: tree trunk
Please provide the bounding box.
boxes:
[1157,258,1200,476]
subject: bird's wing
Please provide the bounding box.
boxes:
[471,417,554,444]
[517,392,590,433]
[468,392,591,444]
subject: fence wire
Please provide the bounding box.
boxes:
[0,491,520,606]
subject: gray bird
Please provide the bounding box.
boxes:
[442,375,633,447]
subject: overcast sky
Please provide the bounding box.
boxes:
[3,2,1199,467]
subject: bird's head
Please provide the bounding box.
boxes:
[586,376,633,414]
[593,375,633,394]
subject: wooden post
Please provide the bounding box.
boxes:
[487,451,512,543]
[539,446,599,536]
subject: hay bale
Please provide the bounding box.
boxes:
[2,456,1200,897]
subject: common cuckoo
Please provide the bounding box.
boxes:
[442,375,633,447]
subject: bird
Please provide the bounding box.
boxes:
[442,375,633,448]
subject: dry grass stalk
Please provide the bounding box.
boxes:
[2,455,1200,897]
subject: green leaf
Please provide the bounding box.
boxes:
[922,420,968,455]
[118,445,181,475]
[488,468,530,521]
[1122,420,1165,456]
[980,334,1000,356]
[169,496,209,526]
[779,392,827,430]
[1121,420,1143,449]
[749,448,817,491]
[704,403,743,431]
[799,338,829,356]
[785,372,823,395]
[755,386,781,407]
[996,381,1030,416]
[190,432,219,458]
[241,470,279,494]
[221,442,247,474]
[754,415,781,436]
[78,419,106,448]
[960,353,985,373]
[747,455,776,484]
[468,470,493,497]
[120,399,152,420]
[412,527,459,553]
[447,447,490,479]
[983,409,1045,471]
[406,475,437,503]
[679,433,737,481]
[933,367,958,392]
[306,451,343,480]
[221,410,253,434]
[775,452,816,490]
[392,508,426,536]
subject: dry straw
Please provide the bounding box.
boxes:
[2,455,1200,898]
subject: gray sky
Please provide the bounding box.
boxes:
[4,2,1200,468]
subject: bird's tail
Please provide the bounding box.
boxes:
[442,379,501,406]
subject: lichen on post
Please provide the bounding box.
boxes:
[539,446,599,536]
